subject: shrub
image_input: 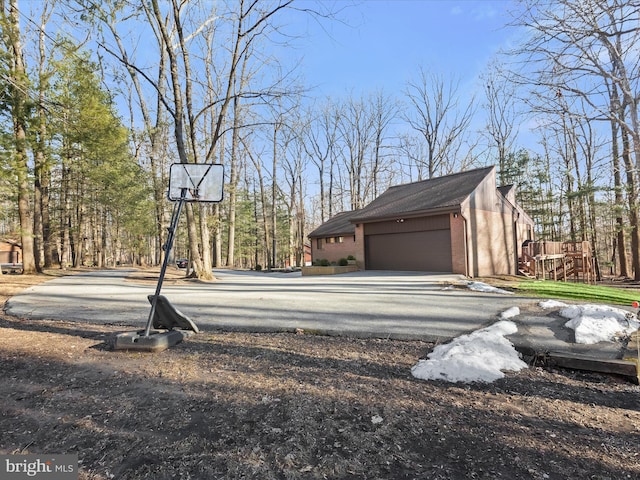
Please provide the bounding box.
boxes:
[338,258,348,266]
[320,259,330,266]
[255,264,262,271]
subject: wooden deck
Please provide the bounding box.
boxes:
[519,241,595,283]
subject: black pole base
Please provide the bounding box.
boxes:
[147,295,199,333]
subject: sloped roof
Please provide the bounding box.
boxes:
[351,166,495,222]
[308,211,358,238]
[0,238,21,248]
[497,185,515,203]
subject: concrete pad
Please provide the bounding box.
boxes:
[114,329,195,352]
[5,269,636,369]
[6,269,527,342]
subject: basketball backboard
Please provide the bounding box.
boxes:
[168,163,224,202]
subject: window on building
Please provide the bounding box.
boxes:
[327,237,335,244]
[317,238,323,250]
[336,236,344,243]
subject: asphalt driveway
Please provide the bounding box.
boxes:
[5,269,535,341]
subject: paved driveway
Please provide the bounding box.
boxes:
[5,269,535,341]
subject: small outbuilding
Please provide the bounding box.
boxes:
[308,166,534,277]
[0,239,23,273]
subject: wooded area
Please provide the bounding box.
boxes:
[1,0,640,280]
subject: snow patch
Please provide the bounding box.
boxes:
[466,281,513,295]
[539,299,568,309]
[411,320,527,384]
[559,304,639,344]
[411,294,640,382]
[500,306,520,319]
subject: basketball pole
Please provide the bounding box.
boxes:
[142,187,187,337]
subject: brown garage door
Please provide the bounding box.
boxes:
[364,215,452,272]
[366,229,452,271]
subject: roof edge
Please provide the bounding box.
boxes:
[350,205,460,224]
[308,229,356,239]
[385,165,495,191]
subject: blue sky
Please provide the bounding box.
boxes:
[289,0,518,99]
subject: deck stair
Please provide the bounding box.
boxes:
[519,241,595,283]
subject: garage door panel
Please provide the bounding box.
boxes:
[366,229,452,272]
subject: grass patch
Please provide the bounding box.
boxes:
[514,280,640,306]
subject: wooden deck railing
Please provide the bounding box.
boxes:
[519,241,594,283]
[524,241,564,257]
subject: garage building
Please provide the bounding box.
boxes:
[308,166,534,277]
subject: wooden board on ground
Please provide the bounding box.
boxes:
[547,351,638,383]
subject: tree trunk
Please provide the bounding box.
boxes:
[5,0,35,274]
[246,147,271,270]
[59,163,70,269]
[199,203,212,274]
[226,96,241,267]
[297,174,305,267]
[33,153,44,272]
[271,125,278,269]
[621,129,640,279]
[213,198,222,268]
[611,117,629,276]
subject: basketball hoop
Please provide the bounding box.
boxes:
[168,163,224,202]
[115,163,225,352]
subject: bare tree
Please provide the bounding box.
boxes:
[76,0,191,267]
[86,0,171,267]
[335,92,397,210]
[69,0,337,272]
[608,77,630,276]
[369,90,399,199]
[481,62,519,184]
[509,0,640,278]
[281,121,306,268]
[242,136,271,268]
[303,100,340,222]
[403,68,475,179]
[397,134,428,182]
[225,50,251,268]
[144,0,305,278]
[335,96,372,210]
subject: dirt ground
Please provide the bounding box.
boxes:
[1,270,639,480]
